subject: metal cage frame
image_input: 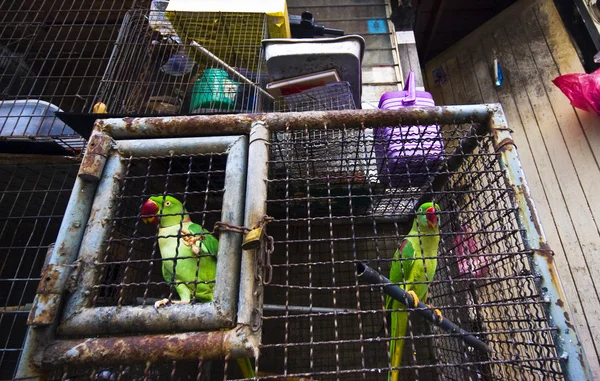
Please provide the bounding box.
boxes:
[15,104,592,381]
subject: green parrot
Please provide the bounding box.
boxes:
[140,195,255,378]
[387,202,442,381]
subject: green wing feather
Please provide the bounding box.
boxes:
[182,223,255,378]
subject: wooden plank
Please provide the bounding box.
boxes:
[499,19,600,375]
[481,28,600,377]
[468,40,499,104]
[445,56,468,104]
[535,0,600,187]
[362,66,397,84]
[522,2,600,372]
[426,0,538,74]
[455,49,483,104]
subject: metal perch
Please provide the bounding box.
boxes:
[356,261,490,354]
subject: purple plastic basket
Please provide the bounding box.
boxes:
[375,71,444,187]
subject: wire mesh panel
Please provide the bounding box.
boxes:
[93,153,227,308]
[98,8,269,115]
[0,158,79,380]
[273,82,356,112]
[258,122,564,380]
[0,1,143,151]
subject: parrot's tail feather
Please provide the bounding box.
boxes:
[236,357,255,379]
[388,310,408,381]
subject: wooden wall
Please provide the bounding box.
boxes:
[424,0,600,376]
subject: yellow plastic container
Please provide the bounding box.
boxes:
[165,0,291,72]
[166,0,291,39]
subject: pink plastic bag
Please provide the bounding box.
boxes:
[553,68,600,116]
[453,224,488,278]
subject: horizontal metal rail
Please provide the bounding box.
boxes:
[95,105,497,139]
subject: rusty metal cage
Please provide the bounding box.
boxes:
[0,157,79,379]
[98,8,269,115]
[13,106,592,381]
[0,1,143,152]
[0,1,270,155]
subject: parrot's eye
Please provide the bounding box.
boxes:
[164,201,171,207]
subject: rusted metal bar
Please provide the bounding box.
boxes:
[238,121,270,331]
[58,304,227,336]
[490,106,593,380]
[42,326,256,368]
[116,136,245,157]
[61,152,125,322]
[95,105,494,139]
[16,163,103,379]
[78,132,112,182]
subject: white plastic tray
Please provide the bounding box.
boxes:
[263,35,365,107]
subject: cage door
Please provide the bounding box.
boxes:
[50,136,247,336]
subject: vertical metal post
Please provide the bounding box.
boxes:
[213,136,248,323]
[62,151,125,320]
[238,121,269,334]
[15,145,108,379]
[490,106,593,380]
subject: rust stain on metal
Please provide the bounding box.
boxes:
[41,330,241,367]
[78,133,112,182]
[494,137,516,153]
[28,294,60,326]
[36,264,62,294]
[97,108,493,138]
[564,311,575,330]
[556,299,565,308]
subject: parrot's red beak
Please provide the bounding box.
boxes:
[141,199,159,225]
[426,206,438,227]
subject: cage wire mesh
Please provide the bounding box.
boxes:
[0,2,270,154]
[273,82,356,113]
[258,122,563,380]
[0,1,144,152]
[31,122,566,380]
[0,159,79,380]
[98,8,269,116]
[92,152,227,308]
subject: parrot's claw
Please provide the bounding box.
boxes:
[181,229,202,247]
[426,304,444,324]
[153,298,191,312]
[191,244,200,256]
[153,298,171,311]
[407,290,419,308]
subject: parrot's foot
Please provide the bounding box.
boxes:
[427,304,444,324]
[407,290,419,307]
[153,298,190,312]
[191,244,200,256]
[181,229,202,247]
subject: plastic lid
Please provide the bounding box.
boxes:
[378,90,433,108]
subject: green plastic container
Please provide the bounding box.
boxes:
[190,68,238,112]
